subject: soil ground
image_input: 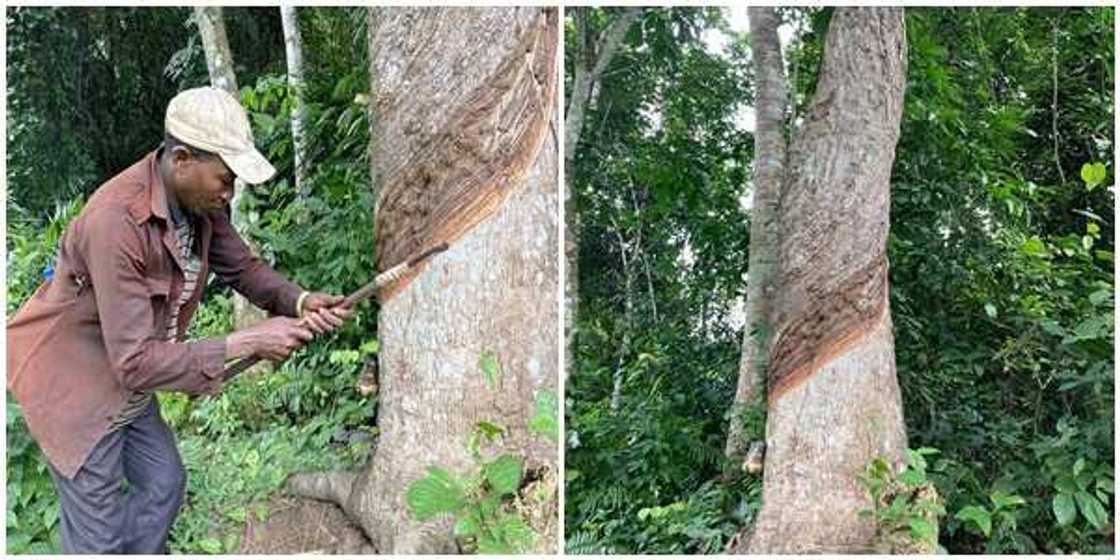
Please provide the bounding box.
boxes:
[237,494,375,554]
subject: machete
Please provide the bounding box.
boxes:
[220,242,449,381]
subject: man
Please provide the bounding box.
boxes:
[7,87,351,553]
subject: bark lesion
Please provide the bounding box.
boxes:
[375,8,558,301]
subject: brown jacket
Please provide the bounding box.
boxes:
[7,151,303,478]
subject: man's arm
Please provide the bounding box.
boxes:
[81,207,226,395]
[205,206,304,317]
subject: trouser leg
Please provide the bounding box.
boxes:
[46,428,126,553]
[120,397,187,554]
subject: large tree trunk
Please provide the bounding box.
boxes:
[194,7,267,334]
[724,7,786,463]
[280,5,310,198]
[735,8,909,553]
[288,7,559,553]
[564,8,641,380]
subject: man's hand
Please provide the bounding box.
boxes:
[299,292,354,335]
[226,316,314,362]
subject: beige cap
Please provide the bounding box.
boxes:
[164,86,276,185]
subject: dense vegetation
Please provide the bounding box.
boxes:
[566,7,1114,554]
[6,7,380,553]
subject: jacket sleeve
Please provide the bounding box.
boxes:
[81,207,226,395]
[205,207,303,318]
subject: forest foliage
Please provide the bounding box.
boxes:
[565,6,1113,554]
[6,7,380,554]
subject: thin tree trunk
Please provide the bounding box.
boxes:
[342,8,558,553]
[194,7,267,334]
[736,8,910,553]
[280,5,310,197]
[608,214,633,414]
[195,7,237,94]
[564,8,641,381]
[725,7,786,462]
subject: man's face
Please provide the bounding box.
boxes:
[169,147,236,212]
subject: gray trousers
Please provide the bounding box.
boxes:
[47,397,186,554]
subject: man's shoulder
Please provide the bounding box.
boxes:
[85,155,155,222]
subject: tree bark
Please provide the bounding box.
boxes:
[194,7,237,94]
[724,7,787,463]
[307,8,558,553]
[564,8,641,380]
[280,5,310,197]
[735,8,909,553]
[194,7,267,335]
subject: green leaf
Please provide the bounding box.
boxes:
[1089,289,1111,306]
[908,516,936,542]
[225,506,247,523]
[1073,458,1086,477]
[406,467,465,521]
[479,351,501,390]
[475,420,506,440]
[359,339,380,355]
[198,537,223,554]
[1053,493,1077,526]
[454,510,482,537]
[955,505,992,537]
[528,390,559,441]
[1075,490,1108,530]
[1055,475,1078,494]
[984,303,998,319]
[493,513,536,552]
[990,490,1025,510]
[1081,161,1107,190]
[898,468,927,486]
[483,454,523,496]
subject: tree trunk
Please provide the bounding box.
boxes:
[735,8,909,553]
[280,5,310,197]
[564,8,641,380]
[194,6,267,334]
[724,7,787,463]
[296,8,558,553]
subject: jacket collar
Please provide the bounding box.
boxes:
[127,150,172,224]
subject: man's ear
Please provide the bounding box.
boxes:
[168,145,194,169]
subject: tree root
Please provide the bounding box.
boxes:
[284,469,459,554]
[286,471,358,508]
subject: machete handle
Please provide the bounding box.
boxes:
[220,241,450,382]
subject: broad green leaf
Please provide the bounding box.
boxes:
[1075,490,1108,530]
[955,505,992,537]
[406,467,465,521]
[1055,475,1078,494]
[483,454,523,496]
[1053,493,1077,525]
[908,516,936,542]
[1080,161,1107,190]
[479,351,500,390]
[899,468,927,486]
